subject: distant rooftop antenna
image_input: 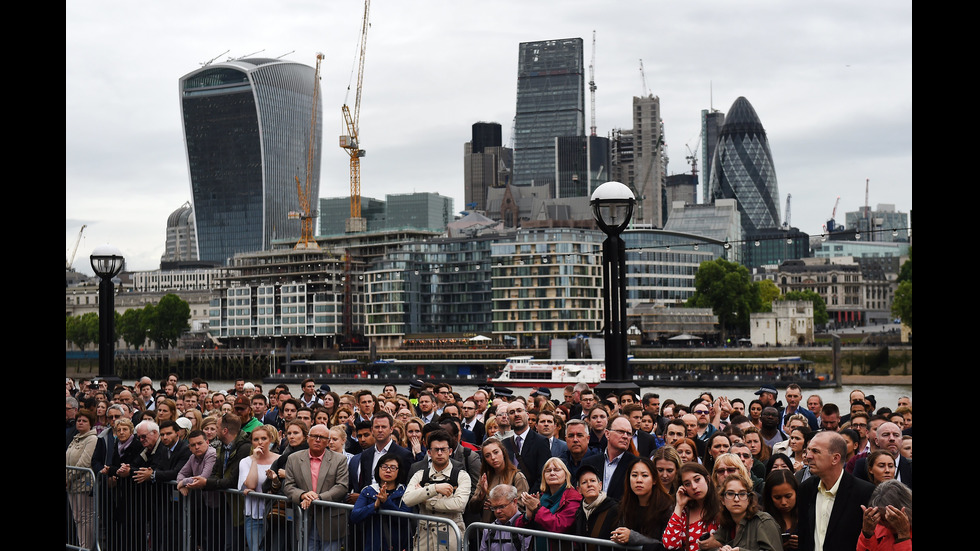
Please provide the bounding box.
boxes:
[232,49,266,60]
[276,50,296,59]
[200,50,230,66]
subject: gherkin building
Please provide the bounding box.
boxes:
[707,97,780,234]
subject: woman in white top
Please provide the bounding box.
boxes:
[239,425,281,551]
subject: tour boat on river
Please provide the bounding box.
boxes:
[491,355,605,387]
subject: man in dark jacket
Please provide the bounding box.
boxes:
[133,420,190,549]
[192,413,251,550]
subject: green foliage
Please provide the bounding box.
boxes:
[897,246,912,283]
[118,308,147,349]
[66,312,100,350]
[687,258,759,339]
[755,279,782,312]
[892,280,912,328]
[145,294,191,349]
[783,290,830,326]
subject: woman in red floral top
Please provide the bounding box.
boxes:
[663,463,722,551]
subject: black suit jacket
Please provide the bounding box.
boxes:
[504,429,551,491]
[634,431,656,458]
[797,469,874,551]
[353,442,414,492]
[853,455,912,489]
[462,420,485,445]
[578,451,639,502]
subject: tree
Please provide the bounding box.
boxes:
[118,308,147,349]
[755,279,782,312]
[893,247,911,327]
[145,294,190,349]
[783,290,830,326]
[892,280,912,328]
[687,258,759,342]
[66,313,100,350]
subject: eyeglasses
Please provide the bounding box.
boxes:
[544,467,565,474]
[610,429,633,437]
[137,434,149,440]
[309,435,329,441]
[694,410,709,415]
[379,464,399,472]
[723,491,749,500]
[430,446,450,453]
[716,468,739,475]
[489,501,515,512]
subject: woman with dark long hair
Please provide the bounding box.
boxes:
[702,433,732,472]
[713,474,783,551]
[762,469,799,550]
[609,457,674,547]
[469,438,529,523]
[663,463,721,551]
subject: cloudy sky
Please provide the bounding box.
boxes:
[66,1,912,274]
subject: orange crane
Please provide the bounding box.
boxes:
[291,52,324,250]
[341,0,370,233]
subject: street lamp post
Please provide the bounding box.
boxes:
[591,182,639,396]
[90,244,125,379]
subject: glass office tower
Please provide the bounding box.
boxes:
[513,38,585,189]
[707,96,780,234]
[180,58,321,264]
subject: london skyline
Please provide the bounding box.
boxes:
[66,1,912,273]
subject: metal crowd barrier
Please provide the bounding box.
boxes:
[66,466,98,551]
[69,468,636,551]
[463,522,642,551]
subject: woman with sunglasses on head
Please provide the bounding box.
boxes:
[714,474,783,551]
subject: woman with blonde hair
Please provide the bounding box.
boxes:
[238,425,281,551]
[516,457,582,551]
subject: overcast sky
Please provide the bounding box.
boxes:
[66,0,912,274]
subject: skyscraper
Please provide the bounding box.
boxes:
[180,58,321,264]
[464,122,512,212]
[707,96,780,234]
[631,96,665,226]
[701,109,725,204]
[513,38,585,189]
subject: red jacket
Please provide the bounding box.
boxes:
[516,488,583,539]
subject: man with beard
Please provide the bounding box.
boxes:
[759,406,787,448]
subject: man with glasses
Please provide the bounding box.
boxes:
[480,484,531,551]
[434,384,454,415]
[730,441,765,489]
[404,430,471,551]
[579,390,598,419]
[284,424,350,551]
[578,416,638,501]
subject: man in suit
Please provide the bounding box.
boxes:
[461,399,486,444]
[853,422,912,488]
[284,423,350,551]
[622,404,657,457]
[503,401,551,491]
[350,412,413,497]
[536,410,568,457]
[133,420,191,550]
[797,431,874,551]
[578,416,638,501]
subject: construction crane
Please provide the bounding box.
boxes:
[66,225,87,270]
[589,31,597,137]
[686,139,700,178]
[291,52,324,250]
[341,0,371,233]
[826,195,842,232]
[639,59,650,96]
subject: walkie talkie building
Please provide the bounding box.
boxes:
[180,58,321,264]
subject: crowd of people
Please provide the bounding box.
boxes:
[66,375,912,551]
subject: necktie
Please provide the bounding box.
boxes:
[515,435,523,454]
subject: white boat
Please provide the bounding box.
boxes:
[491,337,605,387]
